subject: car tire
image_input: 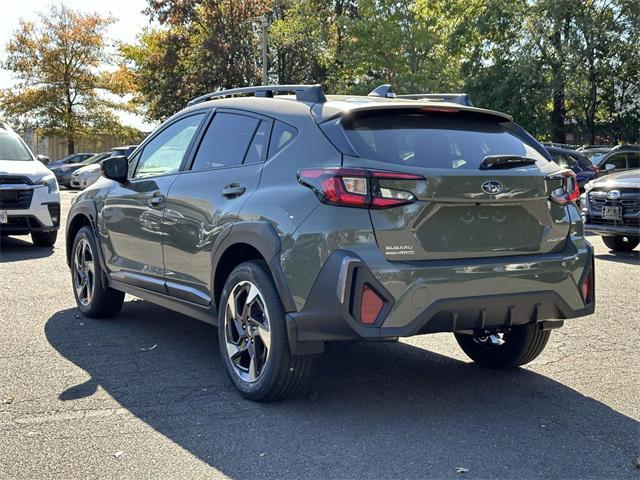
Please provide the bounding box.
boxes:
[31,230,57,247]
[602,235,639,252]
[454,324,550,369]
[71,226,124,318]
[218,260,311,402]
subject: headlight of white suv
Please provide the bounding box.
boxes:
[37,173,59,194]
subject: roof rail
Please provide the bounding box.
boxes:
[187,84,326,106]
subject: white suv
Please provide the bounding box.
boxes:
[0,123,60,247]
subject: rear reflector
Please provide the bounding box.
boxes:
[360,284,384,324]
[581,268,592,304]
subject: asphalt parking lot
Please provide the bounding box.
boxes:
[1,190,638,479]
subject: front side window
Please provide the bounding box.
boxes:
[604,153,627,170]
[626,152,639,169]
[0,131,33,161]
[134,114,205,179]
[191,113,261,171]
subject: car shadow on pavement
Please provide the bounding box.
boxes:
[595,251,640,265]
[45,301,639,479]
[0,236,55,262]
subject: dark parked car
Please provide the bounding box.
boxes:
[589,145,640,175]
[47,153,94,169]
[581,169,640,252]
[65,84,594,401]
[545,146,598,191]
[50,152,109,188]
[109,145,138,158]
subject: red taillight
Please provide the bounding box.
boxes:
[547,169,580,205]
[360,284,384,324]
[298,168,424,209]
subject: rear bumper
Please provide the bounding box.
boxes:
[286,242,594,353]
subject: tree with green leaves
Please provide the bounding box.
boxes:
[122,0,268,121]
[1,4,135,154]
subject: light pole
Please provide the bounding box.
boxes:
[260,15,268,85]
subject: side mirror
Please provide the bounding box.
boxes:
[101,156,128,183]
[36,154,49,164]
[605,163,616,171]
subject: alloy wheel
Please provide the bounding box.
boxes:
[224,281,271,383]
[73,238,95,306]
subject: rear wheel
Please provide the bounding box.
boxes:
[31,230,57,247]
[71,226,124,318]
[455,324,550,369]
[602,235,639,252]
[218,260,311,402]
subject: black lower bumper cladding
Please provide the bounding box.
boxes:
[286,247,595,354]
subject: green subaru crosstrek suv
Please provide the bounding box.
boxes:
[66,84,594,401]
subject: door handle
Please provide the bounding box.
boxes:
[147,191,165,208]
[222,183,246,199]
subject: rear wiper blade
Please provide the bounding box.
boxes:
[479,155,537,170]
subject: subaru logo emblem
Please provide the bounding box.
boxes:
[481,180,504,195]
[606,190,621,200]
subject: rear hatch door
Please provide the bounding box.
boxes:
[340,108,570,260]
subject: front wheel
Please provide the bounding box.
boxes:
[455,324,551,369]
[218,260,311,402]
[71,226,124,318]
[602,235,639,252]
[31,230,57,247]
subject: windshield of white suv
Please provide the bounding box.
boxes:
[0,130,33,161]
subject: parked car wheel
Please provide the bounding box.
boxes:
[31,231,57,247]
[454,324,550,369]
[218,260,311,402]
[601,235,639,252]
[71,226,124,318]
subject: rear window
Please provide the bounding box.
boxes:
[0,131,32,161]
[343,112,547,169]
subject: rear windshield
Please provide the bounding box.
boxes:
[0,131,33,161]
[343,112,547,169]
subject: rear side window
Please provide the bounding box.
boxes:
[191,112,260,170]
[268,121,297,158]
[343,112,547,169]
[0,131,32,161]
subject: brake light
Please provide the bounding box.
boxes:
[547,169,580,205]
[360,284,384,324]
[298,168,424,209]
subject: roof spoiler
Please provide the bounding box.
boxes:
[187,84,327,106]
[368,84,473,107]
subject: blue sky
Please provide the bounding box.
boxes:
[0,0,153,130]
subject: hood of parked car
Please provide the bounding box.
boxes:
[73,163,101,175]
[590,169,639,189]
[0,158,53,182]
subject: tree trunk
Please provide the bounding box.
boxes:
[67,138,75,155]
[586,63,597,145]
[551,84,566,144]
